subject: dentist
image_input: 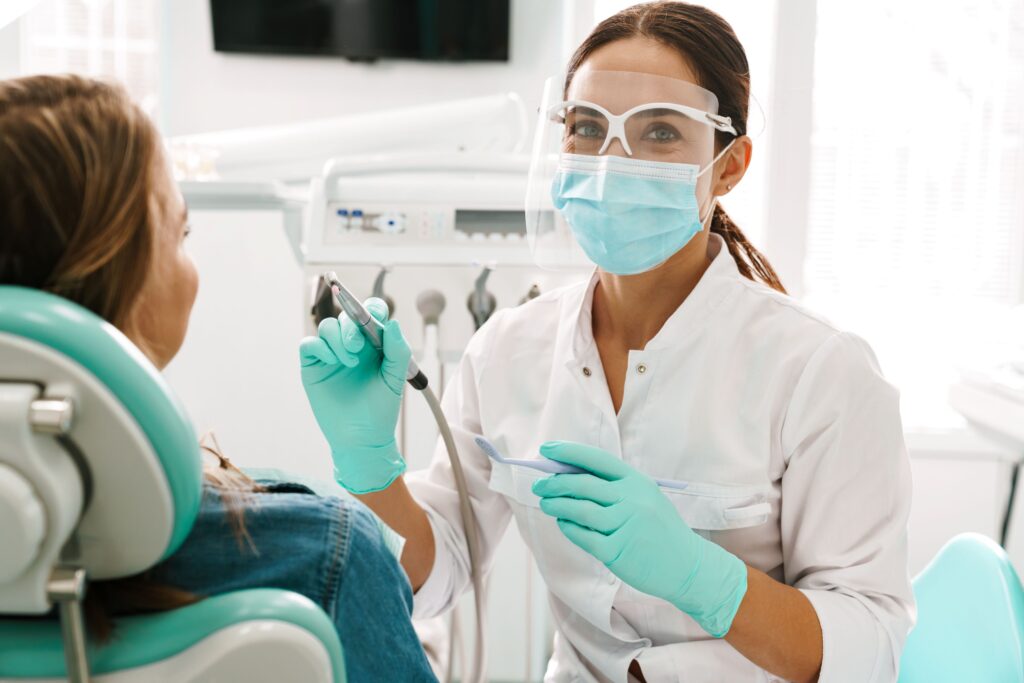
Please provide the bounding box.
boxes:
[299,3,914,682]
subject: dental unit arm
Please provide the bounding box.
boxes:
[416,289,447,389]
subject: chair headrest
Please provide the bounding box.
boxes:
[0,286,202,580]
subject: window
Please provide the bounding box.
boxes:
[803,0,1024,428]
[20,0,160,115]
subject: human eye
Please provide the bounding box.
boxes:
[642,123,681,143]
[571,118,605,140]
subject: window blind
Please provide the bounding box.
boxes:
[21,0,159,114]
[804,0,1024,427]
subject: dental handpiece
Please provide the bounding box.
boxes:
[324,271,429,391]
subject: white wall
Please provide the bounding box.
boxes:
[909,457,1022,573]
[160,0,567,136]
[905,431,1023,575]
[0,21,22,80]
[162,209,328,479]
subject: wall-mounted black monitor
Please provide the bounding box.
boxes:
[210,0,510,62]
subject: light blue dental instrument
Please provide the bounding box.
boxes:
[475,436,689,491]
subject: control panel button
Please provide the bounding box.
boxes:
[378,212,405,234]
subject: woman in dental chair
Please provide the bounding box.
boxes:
[0,74,437,682]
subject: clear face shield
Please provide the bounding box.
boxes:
[525,70,737,272]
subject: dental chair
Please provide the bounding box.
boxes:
[0,287,346,682]
[898,533,1024,682]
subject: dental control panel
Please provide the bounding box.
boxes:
[326,205,527,245]
[304,154,576,267]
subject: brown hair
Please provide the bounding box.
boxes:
[566,1,786,293]
[0,74,261,641]
[0,75,157,327]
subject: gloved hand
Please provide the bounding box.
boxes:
[299,298,412,494]
[532,441,748,638]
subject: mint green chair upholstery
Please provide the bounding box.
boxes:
[0,287,345,682]
[898,533,1024,682]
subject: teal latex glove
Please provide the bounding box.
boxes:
[532,441,748,638]
[299,298,411,494]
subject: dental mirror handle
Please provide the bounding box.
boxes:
[326,273,429,391]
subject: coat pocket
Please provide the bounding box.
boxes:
[660,482,771,531]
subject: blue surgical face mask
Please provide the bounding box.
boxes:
[550,147,731,275]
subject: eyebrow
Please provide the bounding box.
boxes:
[180,203,189,223]
[568,105,604,118]
[631,107,690,119]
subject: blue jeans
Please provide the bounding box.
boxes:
[150,480,437,682]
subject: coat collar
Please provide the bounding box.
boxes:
[565,233,742,364]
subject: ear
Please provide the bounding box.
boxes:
[711,136,752,197]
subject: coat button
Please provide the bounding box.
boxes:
[582,367,592,377]
[636,363,647,374]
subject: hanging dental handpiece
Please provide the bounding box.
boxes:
[519,283,541,306]
[372,265,397,316]
[466,265,497,331]
[311,274,343,326]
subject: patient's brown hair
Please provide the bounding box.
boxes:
[0,74,259,641]
[0,75,155,331]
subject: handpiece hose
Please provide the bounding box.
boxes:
[323,271,486,683]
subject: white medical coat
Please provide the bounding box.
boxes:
[407,234,915,683]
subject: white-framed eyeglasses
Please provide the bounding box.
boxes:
[548,99,737,157]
